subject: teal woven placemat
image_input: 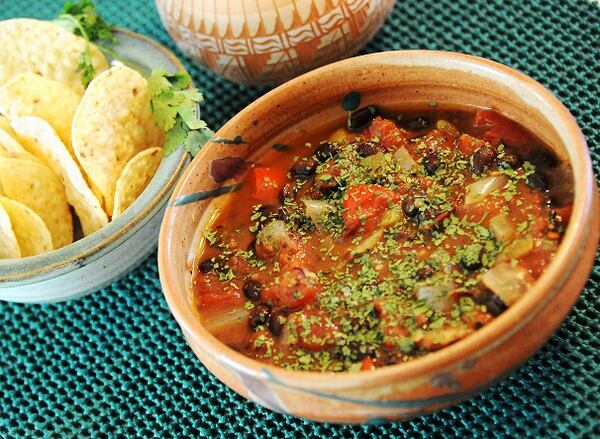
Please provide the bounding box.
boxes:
[1,0,599,437]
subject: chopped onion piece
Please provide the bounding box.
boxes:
[393,147,417,171]
[255,219,293,259]
[302,199,333,225]
[490,214,515,242]
[415,282,454,311]
[482,263,533,306]
[203,306,249,344]
[502,238,534,259]
[381,208,403,228]
[464,174,509,205]
[351,230,383,256]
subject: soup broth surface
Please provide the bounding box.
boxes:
[193,107,572,372]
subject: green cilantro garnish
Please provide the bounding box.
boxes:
[148,69,214,156]
[56,1,214,156]
[54,0,116,86]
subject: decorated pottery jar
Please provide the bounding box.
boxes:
[155,0,396,85]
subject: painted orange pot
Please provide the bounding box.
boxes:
[158,51,599,423]
[155,0,395,86]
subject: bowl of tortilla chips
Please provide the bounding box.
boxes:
[0,18,191,303]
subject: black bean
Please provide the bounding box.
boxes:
[423,152,441,174]
[248,304,271,330]
[279,182,297,202]
[356,141,383,157]
[346,341,370,361]
[470,146,497,174]
[268,309,289,336]
[527,173,549,191]
[402,116,430,131]
[383,352,401,366]
[461,259,482,271]
[198,259,215,273]
[474,290,507,317]
[460,247,483,271]
[242,279,262,302]
[528,150,557,171]
[290,157,318,179]
[416,267,434,279]
[496,151,521,169]
[257,205,277,217]
[314,142,338,162]
[402,197,419,220]
[348,106,377,132]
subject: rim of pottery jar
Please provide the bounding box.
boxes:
[0,28,189,284]
[159,50,596,389]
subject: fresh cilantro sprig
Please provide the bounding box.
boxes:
[54,0,117,86]
[148,69,215,157]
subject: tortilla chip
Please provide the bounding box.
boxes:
[11,116,108,236]
[0,73,81,153]
[0,115,13,134]
[0,125,31,155]
[0,196,52,257]
[72,66,164,217]
[113,147,162,218]
[0,157,72,248]
[0,201,20,259]
[0,19,108,94]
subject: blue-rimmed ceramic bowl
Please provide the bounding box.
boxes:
[0,29,188,303]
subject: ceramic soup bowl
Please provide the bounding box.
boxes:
[158,51,599,423]
[155,0,395,86]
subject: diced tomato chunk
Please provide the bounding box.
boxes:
[196,275,245,308]
[474,109,530,147]
[251,166,288,204]
[458,133,486,155]
[360,356,375,371]
[343,184,399,234]
[366,116,408,150]
[263,268,320,309]
[288,307,337,351]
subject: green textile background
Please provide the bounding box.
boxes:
[1,0,599,437]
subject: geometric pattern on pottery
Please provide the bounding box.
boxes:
[156,0,395,85]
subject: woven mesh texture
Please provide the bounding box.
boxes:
[1,0,599,437]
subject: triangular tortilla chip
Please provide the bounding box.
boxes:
[0,73,81,153]
[11,116,108,236]
[113,147,162,218]
[0,196,52,257]
[72,66,164,217]
[0,157,72,248]
[0,18,108,94]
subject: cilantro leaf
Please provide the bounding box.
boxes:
[55,0,116,87]
[151,92,183,131]
[162,121,188,156]
[60,0,116,44]
[149,69,213,157]
[178,106,207,130]
[183,128,215,156]
[148,69,172,97]
[77,48,95,86]
[165,71,191,90]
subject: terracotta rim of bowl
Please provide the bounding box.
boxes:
[0,28,189,284]
[159,50,596,389]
